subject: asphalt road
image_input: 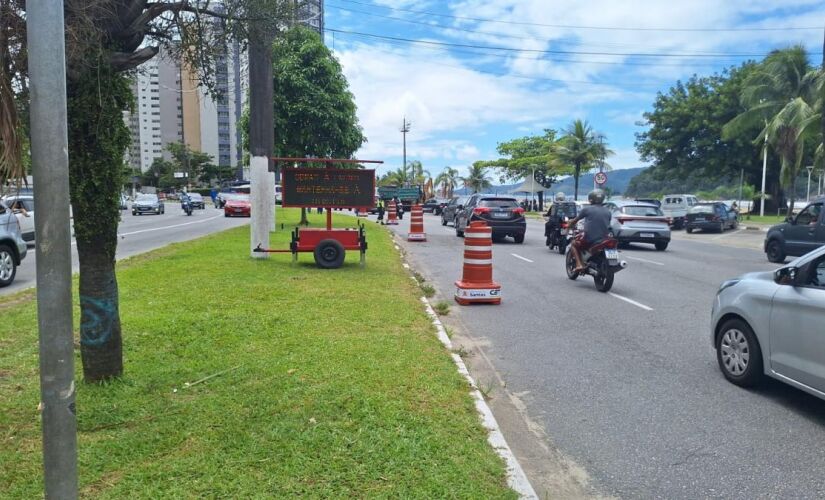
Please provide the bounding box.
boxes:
[3,204,248,297]
[382,212,825,499]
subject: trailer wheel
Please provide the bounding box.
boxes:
[314,239,346,269]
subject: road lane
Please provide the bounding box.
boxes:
[382,212,825,499]
[3,205,248,296]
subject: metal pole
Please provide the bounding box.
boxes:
[738,168,744,212]
[248,21,275,258]
[760,131,768,217]
[806,166,814,202]
[400,117,410,186]
[27,1,78,497]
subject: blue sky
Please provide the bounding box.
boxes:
[324,0,824,181]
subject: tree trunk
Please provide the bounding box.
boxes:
[67,60,132,382]
[300,207,308,225]
[538,191,544,212]
[573,164,581,201]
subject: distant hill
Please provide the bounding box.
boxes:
[454,167,648,197]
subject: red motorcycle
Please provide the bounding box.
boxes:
[565,231,627,292]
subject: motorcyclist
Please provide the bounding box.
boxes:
[180,191,192,214]
[567,189,611,272]
[544,191,568,239]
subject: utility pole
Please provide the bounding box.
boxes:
[400,117,411,186]
[27,1,77,498]
[738,168,744,212]
[248,18,275,258]
[760,123,768,217]
[806,165,814,203]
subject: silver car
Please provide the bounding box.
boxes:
[605,201,671,251]
[0,200,28,287]
[711,245,825,399]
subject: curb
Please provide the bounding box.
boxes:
[395,242,539,499]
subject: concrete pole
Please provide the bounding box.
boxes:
[27,1,77,497]
[248,26,275,258]
[760,133,768,217]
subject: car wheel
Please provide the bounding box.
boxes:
[132,211,137,216]
[455,219,464,237]
[441,215,448,226]
[314,239,346,269]
[766,239,785,263]
[513,233,525,244]
[718,222,725,233]
[686,227,693,234]
[0,244,17,287]
[716,318,763,387]
[655,241,668,251]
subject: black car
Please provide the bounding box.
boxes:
[422,197,449,215]
[685,203,738,233]
[455,195,526,243]
[188,193,205,209]
[765,198,825,263]
[440,196,468,226]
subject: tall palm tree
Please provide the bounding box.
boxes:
[407,160,430,186]
[461,165,492,193]
[723,46,818,216]
[378,167,408,187]
[435,167,460,197]
[553,119,613,200]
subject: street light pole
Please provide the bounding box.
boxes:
[27,0,78,497]
[760,128,768,217]
[806,165,814,203]
[400,117,411,186]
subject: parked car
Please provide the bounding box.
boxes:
[454,195,526,243]
[685,203,738,233]
[188,193,205,209]
[132,194,165,215]
[422,197,449,215]
[634,198,662,208]
[1,195,35,241]
[764,198,824,263]
[0,200,28,287]
[711,244,825,397]
[224,194,251,217]
[440,196,467,226]
[661,194,699,229]
[605,201,671,251]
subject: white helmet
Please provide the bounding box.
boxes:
[554,192,566,202]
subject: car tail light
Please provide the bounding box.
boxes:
[711,215,721,222]
[617,217,628,224]
[473,207,491,215]
[666,217,673,225]
[512,207,525,215]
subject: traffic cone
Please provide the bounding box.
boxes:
[386,200,399,225]
[407,203,426,241]
[454,221,501,305]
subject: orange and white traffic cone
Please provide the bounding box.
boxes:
[386,200,398,225]
[454,221,501,305]
[407,203,426,241]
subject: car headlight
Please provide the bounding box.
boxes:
[717,279,740,295]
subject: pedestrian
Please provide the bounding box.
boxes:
[377,201,385,224]
[210,187,218,208]
[317,206,323,214]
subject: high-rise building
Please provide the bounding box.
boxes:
[299,0,324,34]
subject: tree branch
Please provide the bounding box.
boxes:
[109,45,159,72]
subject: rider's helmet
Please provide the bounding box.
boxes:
[554,191,566,202]
[587,189,606,205]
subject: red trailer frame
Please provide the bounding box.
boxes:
[253,158,383,268]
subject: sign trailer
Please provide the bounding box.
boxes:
[253,158,381,268]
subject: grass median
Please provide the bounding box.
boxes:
[0,208,515,498]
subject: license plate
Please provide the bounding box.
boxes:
[234,209,243,213]
[640,232,655,238]
[492,212,509,219]
[696,217,705,221]
[605,249,619,259]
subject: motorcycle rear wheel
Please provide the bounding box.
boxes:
[594,264,614,293]
[558,238,567,255]
[565,250,579,280]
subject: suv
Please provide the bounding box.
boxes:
[440,196,468,226]
[2,194,35,241]
[764,198,825,263]
[661,194,699,229]
[0,201,28,287]
[455,195,526,243]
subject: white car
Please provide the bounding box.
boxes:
[711,245,825,398]
[605,201,671,251]
[2,195,35,242]
[0,200,28,287]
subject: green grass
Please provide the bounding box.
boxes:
[0,208,514,499]
[740,214,786,225]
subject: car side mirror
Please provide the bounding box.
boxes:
[774,266,798,285]
[785,216,795,224]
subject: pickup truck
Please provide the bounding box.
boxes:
[661,194,699,229]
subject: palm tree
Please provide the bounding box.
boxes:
[435,167,460,197]
[378,167,408,187]
[553,119,613,200]
[461,165,492,193]
[723,46,819,216]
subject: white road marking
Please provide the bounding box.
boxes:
[608,292,653,311]
[120,214,225,237]
[624,255,665,266]
[510,253,534,263]
[711,228,745,240]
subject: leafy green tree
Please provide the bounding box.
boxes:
[407,160,430,185]
[378,168,408,187]
[462,165,492,193]
[554,120,613,200]
[1,1,298,381]
[723,47,818,216]
[435,167,460,197]
[474,129,558,209]
[166,142,215,187]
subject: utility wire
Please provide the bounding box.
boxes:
[326,28,822,58]
[335,0,822,32]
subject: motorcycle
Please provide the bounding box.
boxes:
[181,198,193,216]
[565,230,627,293]
[545,216,570,255]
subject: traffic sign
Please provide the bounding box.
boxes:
[594,171,608,185]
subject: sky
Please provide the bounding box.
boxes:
[323,0,824,181]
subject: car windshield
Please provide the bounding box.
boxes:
[189,193,202,200]
[136,195,157,202]
[689,205,716,214]
[623,205,663,216]
[479,198,518,208]
[227,194,250,202]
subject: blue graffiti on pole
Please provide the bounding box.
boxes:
[80,295,117,347]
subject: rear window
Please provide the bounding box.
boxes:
[664,197,683,205]
[479,198,518,208]
[689,205,715,214]
[623,205,663,217]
